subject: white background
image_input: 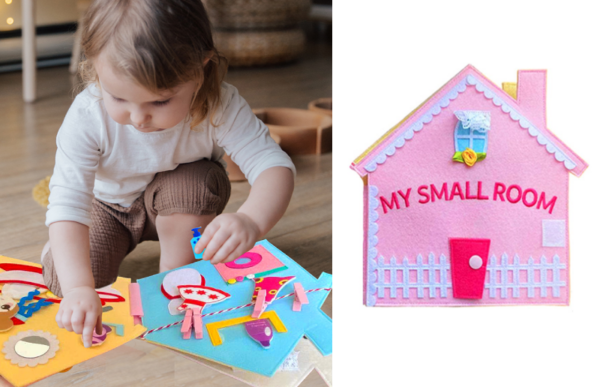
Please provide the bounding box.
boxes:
[333,1,600,386]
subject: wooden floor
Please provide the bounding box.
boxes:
[0,41,331,386]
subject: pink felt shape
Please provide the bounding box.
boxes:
[542,219,566,247]
[449,238,491,299]
[214,245,286,283]
[129,283,143,324]
[516,70,546,130]
[292,283,309,312]
[252,289,267,318]
[225,252,262,269]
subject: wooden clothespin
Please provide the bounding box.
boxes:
[181,308,204,339]
[193,309,203,339]
[181,309,193,339]
[251,289,267,318]
[293,283,309,312]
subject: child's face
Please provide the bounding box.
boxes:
[95,51,198,133]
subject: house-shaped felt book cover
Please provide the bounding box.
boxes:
[350,65,588,307]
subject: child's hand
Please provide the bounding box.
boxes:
[55,286,103,348]
[194,212,260,264]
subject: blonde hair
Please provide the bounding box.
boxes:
[77,0,227,128]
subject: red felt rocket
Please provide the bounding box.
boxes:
[177,284,231,339]
[251,276,295,318]
[161,268,204,315]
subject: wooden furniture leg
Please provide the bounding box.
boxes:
[22,0,36,103]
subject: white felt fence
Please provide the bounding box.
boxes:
[486,254,565,298]
[374,253,566,300]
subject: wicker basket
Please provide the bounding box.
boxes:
[203,0,311,30]
[214,28,305,67]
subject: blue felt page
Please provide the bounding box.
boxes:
[137,240,332,377]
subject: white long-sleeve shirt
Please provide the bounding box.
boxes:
[46,82,295,227]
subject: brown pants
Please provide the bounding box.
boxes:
[42,159,231,297]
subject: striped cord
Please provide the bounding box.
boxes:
[140,287,332,339]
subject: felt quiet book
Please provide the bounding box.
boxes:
[0,256,146,387]
[136,239,332,381]
[350,65,588,307]
[0,240,332,386]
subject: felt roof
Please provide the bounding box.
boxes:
[351,65,588,177]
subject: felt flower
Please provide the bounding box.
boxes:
[462,148,478,167]
[452,150,487,165]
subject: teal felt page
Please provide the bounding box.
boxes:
[137,240,332,376]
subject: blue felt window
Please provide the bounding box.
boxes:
[454,111,490,153]
[454,122,488,153]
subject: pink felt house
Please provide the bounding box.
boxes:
[351,65,588,306]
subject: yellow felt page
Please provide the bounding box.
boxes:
[0,256,147,387]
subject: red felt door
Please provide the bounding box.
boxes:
[449,238,491,299]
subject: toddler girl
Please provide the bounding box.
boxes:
[41,0,295,348]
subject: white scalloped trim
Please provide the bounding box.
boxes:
[362,74,577,174]
[366,185,379,306]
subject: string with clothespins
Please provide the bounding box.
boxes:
[140,287,332,339]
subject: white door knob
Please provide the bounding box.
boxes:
[469,255,483,270]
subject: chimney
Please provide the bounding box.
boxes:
[515,70,547,130]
